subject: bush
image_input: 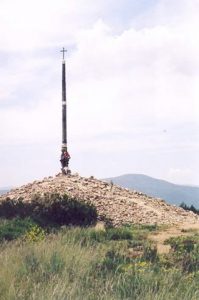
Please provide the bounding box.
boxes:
[0,194,98,227]
[31,193,98,226]
[0,198,29,218]
[25,225,45,242]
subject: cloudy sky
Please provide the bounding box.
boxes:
[0,0,199,187]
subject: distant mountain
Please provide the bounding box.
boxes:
[104,174,199,208]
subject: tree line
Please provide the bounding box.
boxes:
[180,202,199,214]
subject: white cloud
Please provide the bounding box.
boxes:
[0,0,119,50]
[0,0,199,186]
[0,95,60,145]
[69,17,199,134]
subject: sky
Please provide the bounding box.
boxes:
[0,0,199,187]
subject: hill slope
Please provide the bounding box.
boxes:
[0,173,198,226]
[105,174,199,208]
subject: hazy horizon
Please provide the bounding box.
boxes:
[1,172,199,190]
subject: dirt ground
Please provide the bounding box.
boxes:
[149,222,199,254]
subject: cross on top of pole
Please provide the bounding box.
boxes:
[60,47,67,60]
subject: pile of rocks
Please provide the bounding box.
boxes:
[1,173,198,227]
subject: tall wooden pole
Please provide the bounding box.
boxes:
[60,47,67,152]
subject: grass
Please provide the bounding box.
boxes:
[0,195,198,299]
[0,217,37,241]
[0,224,199,299]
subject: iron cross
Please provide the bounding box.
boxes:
[60,47,67,60]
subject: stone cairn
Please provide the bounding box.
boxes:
[0,173,198,227]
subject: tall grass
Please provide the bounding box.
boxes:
[0,227,199,299]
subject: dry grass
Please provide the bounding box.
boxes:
[0,226,199,299]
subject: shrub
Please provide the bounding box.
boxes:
[31,194,98,226]
[25,225,45,242]
[0,198,30,218]
[0,194,98,227]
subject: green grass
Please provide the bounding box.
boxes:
[0,195,198,299]
[0,217,37,241]
[164,235,199,273]
[0,225,199,299]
